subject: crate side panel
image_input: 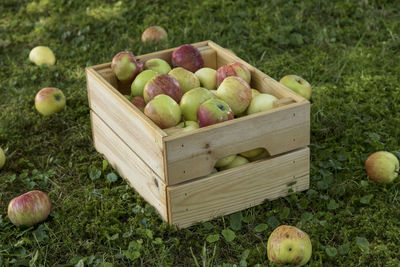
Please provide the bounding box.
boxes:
[165,102,310,185]
[86,69,166,181]
[91,111,168,221]
[168,147,309,228]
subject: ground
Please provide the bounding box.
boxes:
[1,0,400,266]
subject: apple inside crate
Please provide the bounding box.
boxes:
[86,40,310,228]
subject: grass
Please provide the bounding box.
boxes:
[1,0,400,266]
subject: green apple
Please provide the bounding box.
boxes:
[365,151,399,184]
[219,155,249,171]
[214,154,236,168]
[168,67,200,94]
[240,148,265,158]
[280,75,312,100]
[131,70,157,97]
[267,225,312,266]
[141,26,168,42]
[246,93,278,115]
[177,121,199,131]
[144,58,171,74]
[248,149,270,162]
[251,89,260,98]
[35,87,66,116]
[195,67,217,90]
[144,94,181,129]
[180,87,215,121]
[29,46,56,66]
[216,76,252,115]
[0,147,5,169]
[197,98,234,127]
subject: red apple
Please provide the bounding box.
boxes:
[216,62,251,87]
[216,76,252,115]
[130,96,146,112]
[143,74,182,103]
[141,26,168,42]
[197,98,234,127]
[8,190,52,227]
[171,44,204,72]
[111,51,140,83]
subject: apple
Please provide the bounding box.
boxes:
[216,76,252,115]
[8,190,52,227]
[29,46,56,66]
[214,154,236,168]
[111,51,140,83]
[130,96,146,112]
[280,75,312,100]
[171,44,204,72]
[240,148,265,158]
[168,67,200,94]
[180,87,215,121]
[195,67,217,90]
[144,58,171,74]
[143,74,182,103]
[365,151,399,184]
[216,62,251,87]
[247,149,270,162]
[219,155,249,171]
[178,121,199,131]
[0,147,5,169]
[131,69,157,97]
[246,93,278,115]
[144,94,181,129]
[197,98,234,127]
[141,26,168,42]
[267,225,312,266]
[251,89,260,98]
[35,87,66,116]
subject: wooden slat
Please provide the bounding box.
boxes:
[86,67,167,181]
[167,147,310,228]
[164,102,310,185]
[91,111,168,221]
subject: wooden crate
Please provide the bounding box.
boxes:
[86,40,310,228]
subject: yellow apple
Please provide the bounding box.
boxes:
[35,87,66,116]
[280,75,312,100]
[365,151,399,184]
[29,46,56,66]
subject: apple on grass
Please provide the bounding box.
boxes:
[216,76,252,115]
[29,46,56,66]
[131,70,157,97]
[168,67,200,94]
[144,94,181,129]
[35,87,66,116]
[141,26,167,42]
[267,225,312,266]
[8,190,52,227]
[365,151,399,184]
[195,67,217,90]
[197,98,234,127]
[216,62,251,87]
[0,147,5,169]
[219,155,249,171]
[180,87,215,121]
[144,58,171,74]
[280,75,312,100]
[171,44,204,72]
[246,93,278,115]
[143,74,182,103]
[111,51,140,83]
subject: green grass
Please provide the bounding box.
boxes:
[1,0,400,266]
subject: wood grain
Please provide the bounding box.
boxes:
[167,147,310,228]
[91,111,168,221]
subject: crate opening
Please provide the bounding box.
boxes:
[213,148,271,172]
